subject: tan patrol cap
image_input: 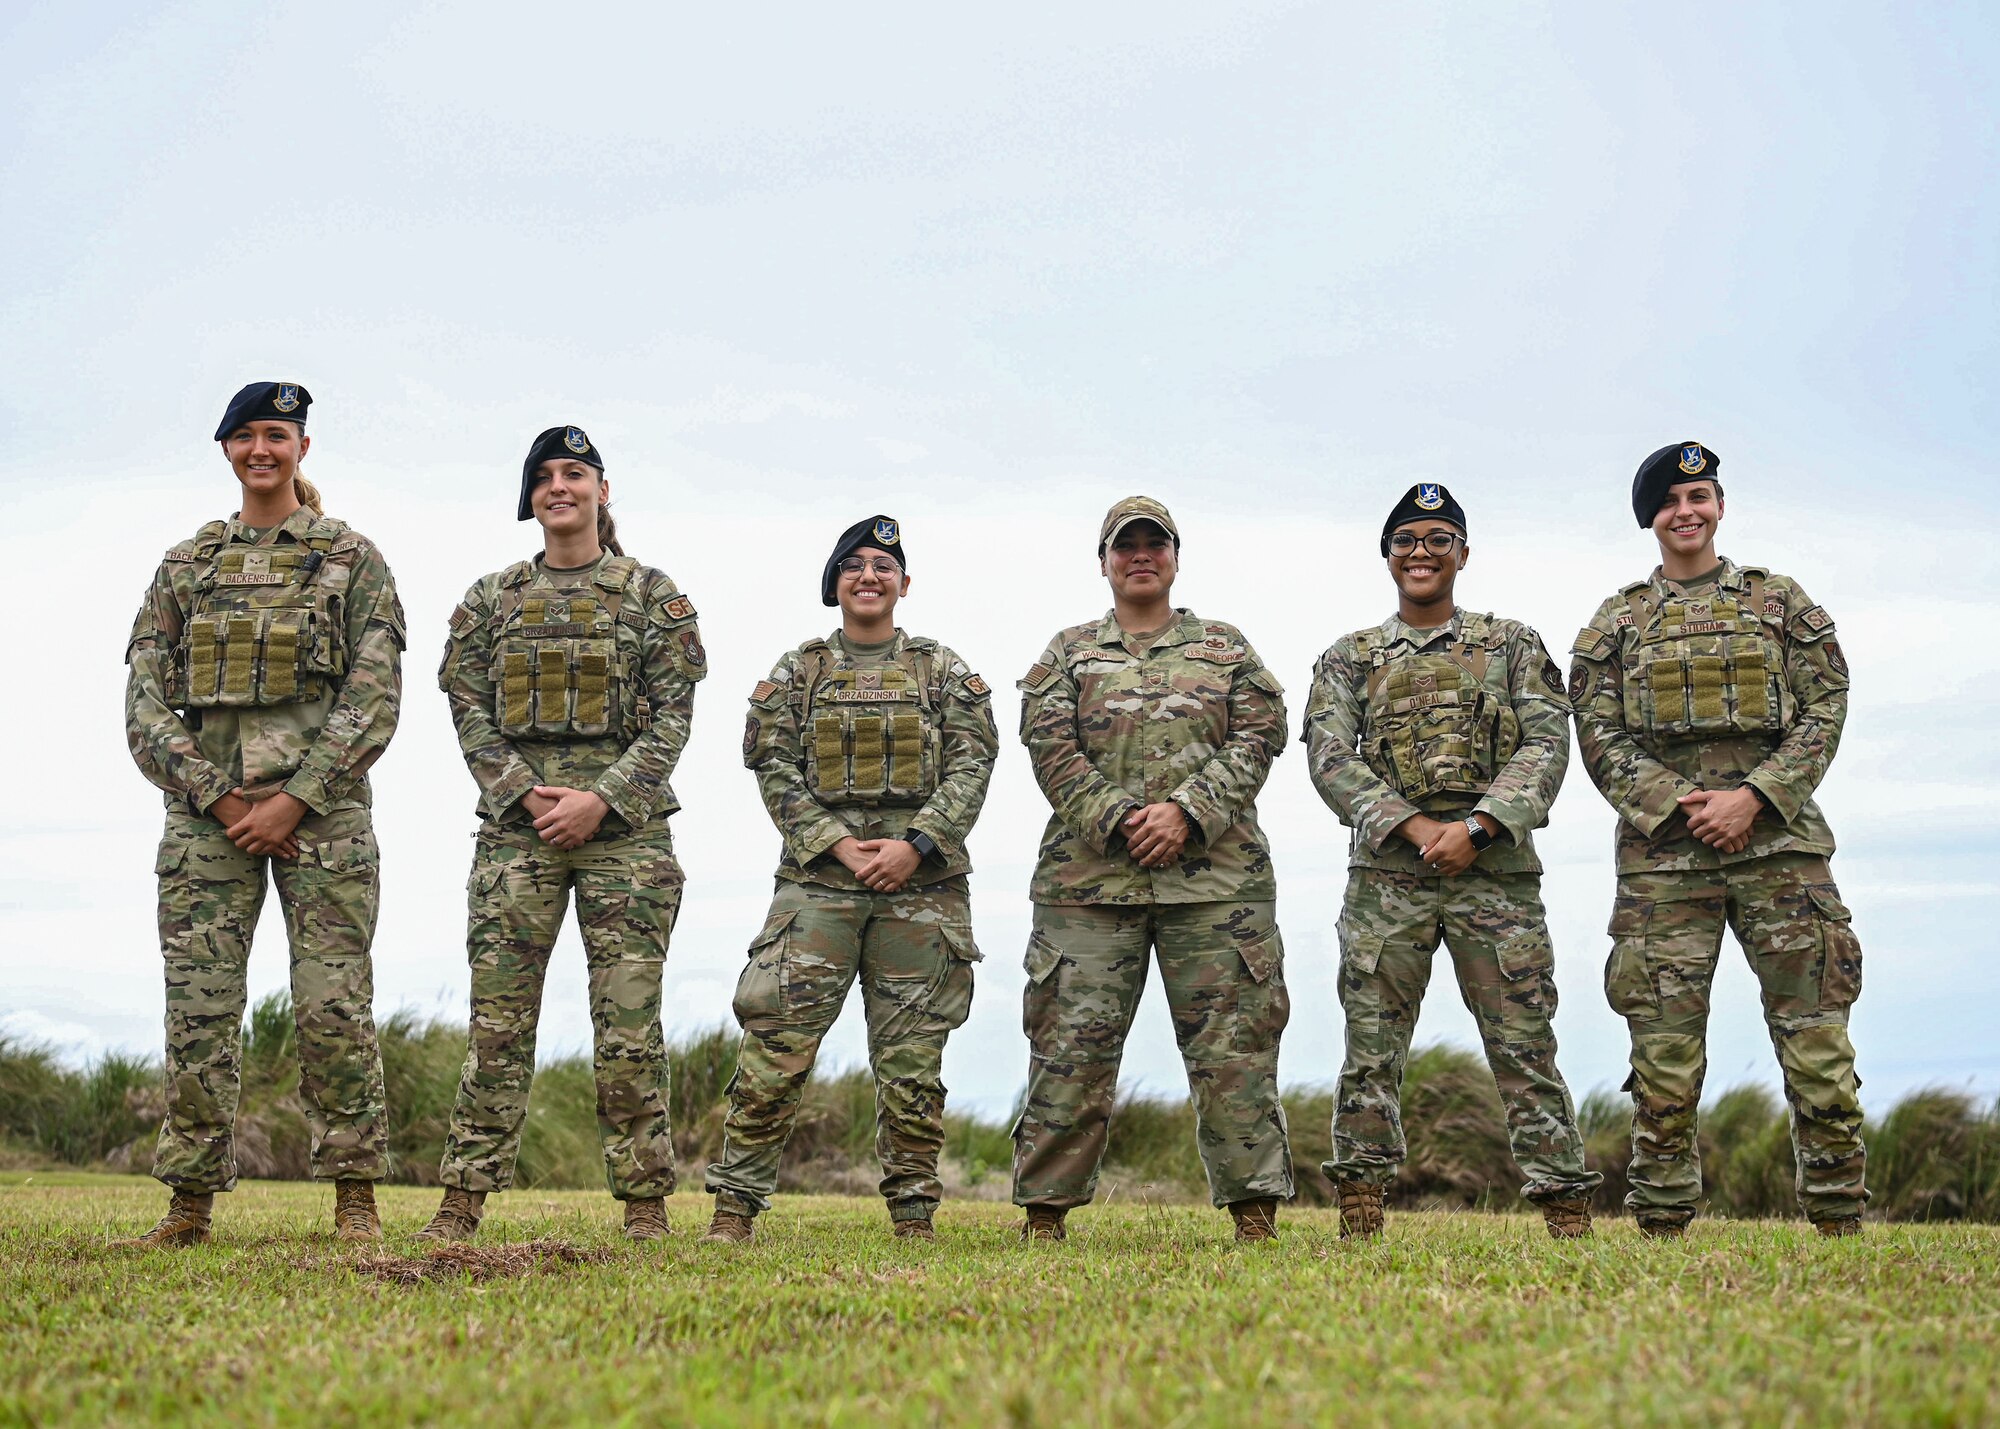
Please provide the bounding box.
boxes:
[1098,495,1180,552]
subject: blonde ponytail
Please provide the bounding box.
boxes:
[293,474,324,516]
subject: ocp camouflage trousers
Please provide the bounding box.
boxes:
[705,879,979,1218]
[1326,868,1599,1202]
[1011,900,1293,1210]
[151,806,388,1192]
[438,821,684,1200]
[1607,852,1866,1223]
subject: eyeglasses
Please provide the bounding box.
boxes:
[1388,531,1462,557]
[839,557,904,578]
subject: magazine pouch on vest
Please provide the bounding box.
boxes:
[1360,617,1520,810]
[801,650,941,806]
[1623,579,1790,739]
[492,557,643,741]
[179,532,347,708]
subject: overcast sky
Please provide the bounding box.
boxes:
[4,2,1997,1129]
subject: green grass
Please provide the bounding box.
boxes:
[5,1175,1999,1426]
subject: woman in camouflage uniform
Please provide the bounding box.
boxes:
[702,516,997,1245]
[418,425,706,1244]
[1569,442,1866,1238]
[1011,497,1294,1243]
[120,382,405,1248]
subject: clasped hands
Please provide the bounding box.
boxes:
[522,786,610,850]
[834,836,924,893]
[1678,786,1761,854]
[210,790,308,859]
[1124,802,1192,869]
[1397,812,1498,877]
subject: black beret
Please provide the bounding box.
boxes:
[213,382,309,441]
[1633,442,1720,527]
[821,515,906,607]
[518,425,605,521]
[1380,483,1467,556]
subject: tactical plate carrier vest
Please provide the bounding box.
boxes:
[174,524,352,709]
[797,643,942,807]
[1358,614,1520,809]
[490,556,653,742]
[1622,575,1790,739]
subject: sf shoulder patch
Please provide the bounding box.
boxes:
[663,594,697,621]
[964,674,991,697]
[1568,664,1592,703]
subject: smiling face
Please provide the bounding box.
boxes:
[1651,479,1724,562]
[221,420,309,502]
[1102,520,1179,603]
[528,459,608,539]
[835,546,909,623]
[1386,518,1467,604]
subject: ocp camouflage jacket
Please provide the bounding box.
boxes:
[1568,558,1847,873]
[438,552,704,832]
[1303,609,1571,875]
[125,507,406,815]
[1018,608,1286,905]
[744,630,997,890]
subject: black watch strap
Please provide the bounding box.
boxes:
[908,832,939,860]
[1464,815,1495,851]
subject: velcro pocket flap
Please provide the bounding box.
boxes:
[1342,930,1385,978]
[309,833,376,873]
[155,843,188,876]
[747,907,800,954]
[1496,926,1553,982]
[1806,885,1852,922]
[1606,898,1650,939]
[1246,667,1285,696]
[1023,931,1063,984]
[1237,929,1283,984]
[941,923,983,964]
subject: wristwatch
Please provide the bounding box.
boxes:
[1463,815,1494,851]
[908,832,940,861]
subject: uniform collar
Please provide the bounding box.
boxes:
[226,505,321,545]
[1379,607,1462,650]
[831,628,906,658]
[1092,607,1199,649]
[1652,556,1742,597]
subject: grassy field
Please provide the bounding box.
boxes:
[5,1174,1998,1427]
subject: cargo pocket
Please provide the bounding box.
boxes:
[1810,885,1862,1011]
[308,831,379,876]
[1493,925,1555,1035]
[1233,928,1289,1053]
[1603,899,1659,1020]
[928,923,980,1029]
[1022,929,1065,1045]
[733,908,797,1025]
[155,842,188,878]
[1024,931,1063,985]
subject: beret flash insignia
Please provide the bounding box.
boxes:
[274,383,301,413]
[873,517,900,546]
[564,426,590,454]
[1678,443,1707,475]
[1415,483,1444,510]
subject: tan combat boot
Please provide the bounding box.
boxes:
[115,1191,214,1249]
[1019,1205,1068,1242]
[415,1187,486,1243]
[1336,1180,1385,1241]
[1635,1216,1688,1241]
[333,1179,382,1243]
[701,1206,755,1245]
[1812,1215,1863,1239]
[1541,1196,1593,1241]
[1229,1197,1279,1243]
[892,1217,937,1242]
[623,1197,670,1242]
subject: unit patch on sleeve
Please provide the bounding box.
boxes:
[663,594,697,621]
[964,675,991,697]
